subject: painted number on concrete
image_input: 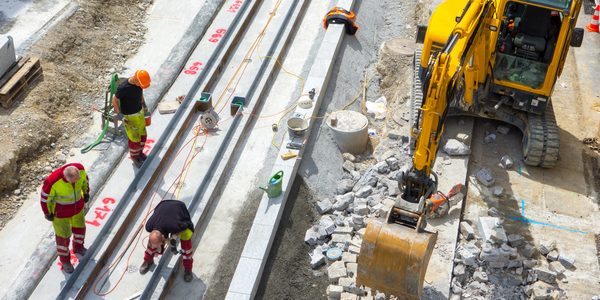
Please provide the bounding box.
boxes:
[183,62,203,75]
[208,28,227,43]
[227,0,243,13]
[85,197,117,227]
[143,138,156,155]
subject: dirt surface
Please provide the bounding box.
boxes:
[256,178,328,299]
[0,0,150,228]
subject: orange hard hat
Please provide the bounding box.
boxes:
[135,69,151,89]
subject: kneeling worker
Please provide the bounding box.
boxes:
[140,200,195,282]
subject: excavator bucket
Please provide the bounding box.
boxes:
[357,219,437,299]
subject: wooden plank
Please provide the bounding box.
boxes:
[0,57,24,88]
[0,56,42,108]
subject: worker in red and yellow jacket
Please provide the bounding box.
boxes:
[40,163,90,273]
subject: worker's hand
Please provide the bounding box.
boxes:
[44,214,54,221]
[115,113,123,121]
[83,194,90,203]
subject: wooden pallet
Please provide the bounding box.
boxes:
[0,56,43,108]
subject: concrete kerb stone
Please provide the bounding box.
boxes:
[2,1,223,298]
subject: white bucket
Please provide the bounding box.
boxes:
[326,110,369,154]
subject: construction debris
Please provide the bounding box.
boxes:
[476,168,495,186]
[444,139,471,156]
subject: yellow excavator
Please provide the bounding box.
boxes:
[357,0,584,298]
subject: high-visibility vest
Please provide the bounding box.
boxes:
[40,163,89,218]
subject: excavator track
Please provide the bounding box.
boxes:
[523,101,560,168]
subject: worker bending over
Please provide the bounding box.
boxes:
[40,163,90,273]
[112,70,151,168]
[140,200,195,282]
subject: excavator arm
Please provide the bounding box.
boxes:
[358,0,496,298]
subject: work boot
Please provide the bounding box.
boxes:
[183,270,193,282]
[139,152,148,161]
[132,157,144,168]
[74,246,87,256]
[140,260,154,275]
[62,261,74,274]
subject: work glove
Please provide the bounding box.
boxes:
[114,113,123,121]
[83,194,90,203]
[169,238,180,254]
[45,214,54,221]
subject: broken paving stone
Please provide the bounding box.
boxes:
[346,262,358,278]
[558,254,575,269]
[385,157,399,171]
[317,198,334,214]
[453,263,466,276]
[343,161,356,173]
[538,240,556,256]
[342,252,357,263]
[327,285,344,298]
[443,139,471,156]
[310,248,326,268]
[500,243,518,258]
[332,234,352,244]
[374,293,385,300]
[500,155,514,169]
[304,226,319,246]
[456,133,470,143]
[367,196,381,207]
[523,259,538,268]
[523,243,538,259]
[484,133,497,144]
[328,261,348,283]
[343,153,356,163]
[340,292,359,300]
[460,221,475,240]
[507,234,524,247]
[497,125,510,135]
[381,179,399,197]
[476,168,495,187]
[333,226,354,235]
[337,179,355,195]
[354,169,379,192]
[353,203,369,216]
[319,216,337,235]
[534,266,557,283]
[351,171,361,180]
[457,243,480,266]
[529,281,556,299]
[549,261,566,275]
[355,186,373,198]
[473,270,489,282]
[374,161,390,174]
[546,250,559,262]
[507,259,523,269]
[348,245,361,255]
[333,193,355,211]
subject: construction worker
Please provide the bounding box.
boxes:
[40,163,90,273]
[112,70,151,168]
[140,200,195,282]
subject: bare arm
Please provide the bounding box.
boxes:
[112,95,121,114]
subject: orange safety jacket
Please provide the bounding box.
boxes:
[40,163,89,218]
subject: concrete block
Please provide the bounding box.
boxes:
[317,199,334,214]
[546,250,559,262]
[523,259,538,268]
[348,245,361,255]
[453,263,466,276]
[310,248,326,269]
[529,281,556,299]
[534,266,557,283]
[332,234,352,244]
[334,193,354,211]
[478,217,507,244]
[339,277,356,290]
[353,170,378,192]
[460,221,475,240]
[327,285,344,299]
[558,254,575,269]
[343,161,355,172]
[355,228,366,238]
[456,133,470,143]
[374,292,386,300]
[538,240,556,256]
[523,243,537,259]
[333,225,354,235]
[500,243,518,258]
[473,270,488,282]
[500,155,514,169]
[444,139,470,155]
[385,157,399,171]
[305,226,319,246]
[328,261,348,283]
[346,262,358,278]
[549,261,566,275]
[342,252,357,263]
[457,243,480,266]
[353,203,369,216]
[360,296,374,300]
[341,293,358,300]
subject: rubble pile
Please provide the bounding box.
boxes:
[304,148,411,300]
[452,210,576,300]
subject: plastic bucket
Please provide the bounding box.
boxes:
[286,117,308,138]
[326,110,368,154]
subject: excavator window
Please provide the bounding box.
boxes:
[493,2,562,88]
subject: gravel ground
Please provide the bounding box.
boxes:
[0,0,150,228]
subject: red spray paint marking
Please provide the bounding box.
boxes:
[208,28,227,43]
[227,0,243,13]
[57,249,79,270]
[143,138,156,155]
[183,61,204,75]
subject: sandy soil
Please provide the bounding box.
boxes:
[0,0,150,228]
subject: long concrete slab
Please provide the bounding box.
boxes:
[225,1,356,299]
